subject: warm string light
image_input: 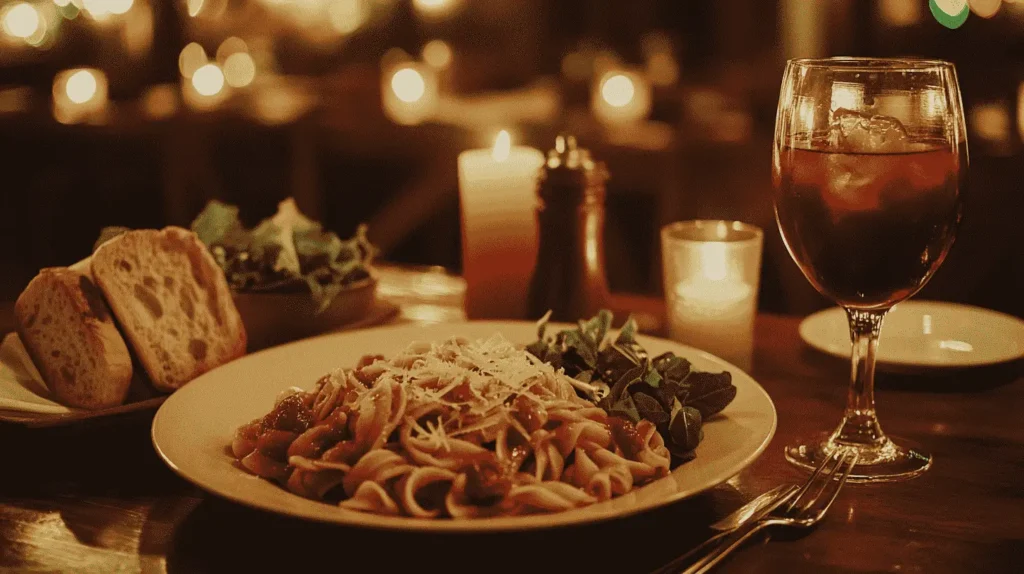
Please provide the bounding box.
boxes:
[601,74,635,108]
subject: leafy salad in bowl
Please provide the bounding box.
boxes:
[190,198,376,314]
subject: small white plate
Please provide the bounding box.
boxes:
[800,301,1024,370]
[152,321,777,532]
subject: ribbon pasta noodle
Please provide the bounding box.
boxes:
[231,334,672,518]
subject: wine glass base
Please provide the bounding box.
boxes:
[785,433,932,483]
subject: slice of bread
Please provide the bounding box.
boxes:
[14,267,133,409]
[91,226,247,391]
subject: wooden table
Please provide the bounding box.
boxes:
[1,298,1022,573]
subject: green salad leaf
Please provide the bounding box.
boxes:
[526,310,738,462]
[191,198,376,313]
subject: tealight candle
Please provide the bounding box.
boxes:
[457,130,544,319]
[382,61,438,126]
[591,68,651,126]
[662,221,763,371]
[52,68,109,125]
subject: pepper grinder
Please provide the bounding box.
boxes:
[526,135,611,322]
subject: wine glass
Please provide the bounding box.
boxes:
[772,58,967,482]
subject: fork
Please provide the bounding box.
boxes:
[678,448,858,574]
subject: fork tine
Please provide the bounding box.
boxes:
[812,449,859,518]
[784,447,847,514]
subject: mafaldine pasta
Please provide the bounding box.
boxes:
[231,334,671,518]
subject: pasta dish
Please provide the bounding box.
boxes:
[231,333,673,518]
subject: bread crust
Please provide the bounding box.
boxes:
[91,226,247,391]
[14,267,133,409]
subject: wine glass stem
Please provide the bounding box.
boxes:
[831,307,889,449]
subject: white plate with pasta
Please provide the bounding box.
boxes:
[152,321,776,532]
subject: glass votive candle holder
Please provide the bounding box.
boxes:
[661,220,764,371]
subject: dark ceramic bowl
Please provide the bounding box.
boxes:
[232,277,377,351]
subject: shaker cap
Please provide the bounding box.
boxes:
[539,134,608,201]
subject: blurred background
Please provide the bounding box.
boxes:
[0,0,1021,317]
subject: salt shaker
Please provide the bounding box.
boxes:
[526,135,611,322]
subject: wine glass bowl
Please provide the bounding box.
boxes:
[772,58,968,482]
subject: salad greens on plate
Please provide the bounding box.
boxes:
[526,310,738,462]
[189,198,376,313]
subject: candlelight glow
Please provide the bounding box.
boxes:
[186,0,204,17]
[216,36,247,64]
[2,3,40,39]
[699,242,729,282]
[601,74,635,108]
[328,0,367,34]
[969,0,1002,18]
[391,67,425,103]
[178,42,207,79]
[142,84,177,119]
[970,102,1010,143]
[65,69,98,103]
[879,0,922,26]
[422,39,452,69]
[53,68,108,124]
[223,52,255,88]
[83,0,134,18]
[412,0,460,19]
[491,130,511,162]
[192,63,225,96]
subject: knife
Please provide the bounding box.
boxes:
[649,483,800,574]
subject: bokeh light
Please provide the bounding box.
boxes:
[191,63,225,96]
[65,69,98,104]
[216,36,248,64]
[421,39,453,69]
[412,0,461,20]
[328,0,367,34]
[223,52,256,88]
[178,42,208,79]
[391,67,426,103]
[601,74,635,108]
[969,0,1002,18]
[2,3,40,39]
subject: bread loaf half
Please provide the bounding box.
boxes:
[14,267,133,409]
[91,226,247,391]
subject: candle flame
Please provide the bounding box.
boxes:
[391,67,425,103]
[66,70,98,104]
[601,73,635,108]
[492,130,511,162]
